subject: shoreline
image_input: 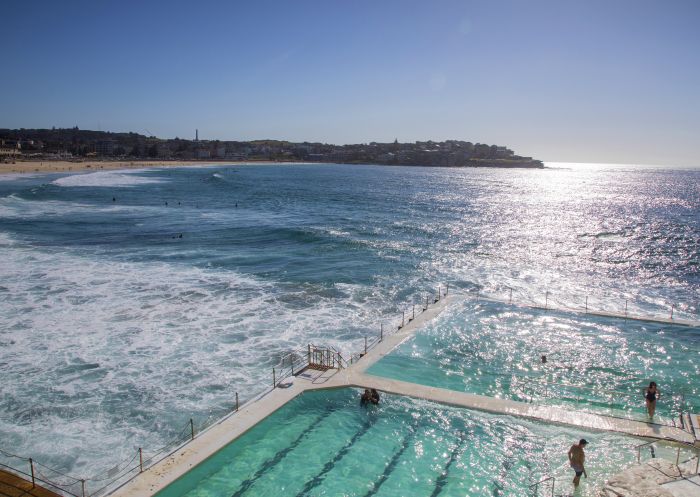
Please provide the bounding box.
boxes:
[0,158,545,176]
[0,159,273,176]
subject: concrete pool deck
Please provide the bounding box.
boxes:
[109,295,697,497]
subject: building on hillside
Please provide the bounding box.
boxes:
[157,143,174,158]
[94,140,115,156]
[0,139,21,158]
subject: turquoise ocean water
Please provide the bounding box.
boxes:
[0,162,698,484]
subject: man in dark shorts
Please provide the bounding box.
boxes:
[568,439,588,487]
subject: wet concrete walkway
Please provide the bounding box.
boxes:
[339,373,695,444]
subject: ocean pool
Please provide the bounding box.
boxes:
[367,298,700,426]
[155,388,642,497]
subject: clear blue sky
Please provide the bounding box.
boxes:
[2,0,699,166]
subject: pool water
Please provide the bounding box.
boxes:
[367,298,700,425]
[156,389,641,497]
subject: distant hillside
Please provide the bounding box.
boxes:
[0,128,543,168]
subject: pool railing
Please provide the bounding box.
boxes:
[509,374,697,429]
[529,475,556,497]
[635,439,700,471]
[473,285,698,327]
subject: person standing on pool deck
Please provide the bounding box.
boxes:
[645,381,660,417]
[568,439,588,487]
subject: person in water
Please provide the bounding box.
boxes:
[360,389,371,406]
[568,439,588,487]
[370,389,380,405]
[645,381,660,417]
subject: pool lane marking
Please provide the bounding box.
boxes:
[360,422,420,497]
[428,430,467,497]
[490,425,529,497]
[291,416,380,497]
[228,411,327,497]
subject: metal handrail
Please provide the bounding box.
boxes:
[274,346,310,369]
[634,440,658,464]
[634,439,700,473]
[332,348,350,369]
[528,475,555,497]
[474,286,698,325]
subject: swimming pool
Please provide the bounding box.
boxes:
[367,298,700,426]
[155,388,641,497]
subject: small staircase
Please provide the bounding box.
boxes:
[0,469,64,497]
[305,344,343,372]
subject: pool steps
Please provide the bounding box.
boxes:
[109,295,699,497]
[0,468,63,497]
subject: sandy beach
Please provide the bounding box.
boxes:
[0,159,248,176]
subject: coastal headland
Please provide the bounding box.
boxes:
[0,128,544,174]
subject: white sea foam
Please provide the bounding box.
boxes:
[0,231,16,246]
[0,194,154,219]
[0,173,42,182]
[52,169,165,187]
[0,242,385,480]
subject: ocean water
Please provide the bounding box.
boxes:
[0,162,698,485]
[155,389,643,497]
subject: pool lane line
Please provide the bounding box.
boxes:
[229,411,327,497]
[428,431,467,497]
[360,422,420,497]
[490,428,529,497]
[292,416,380,497]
